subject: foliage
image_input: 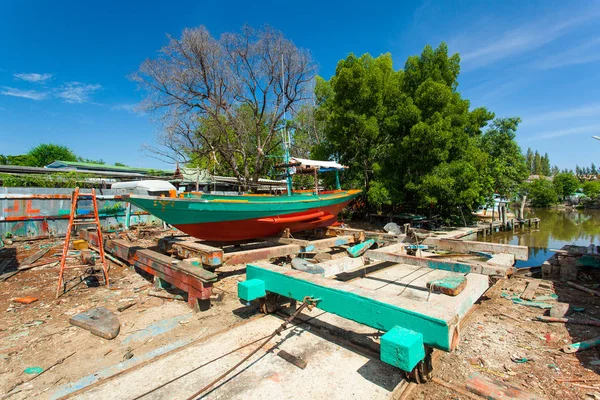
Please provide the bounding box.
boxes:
[78,157,105,164]
[0,154,34,166]
[524,148,551,176]
[576,164,600,181]
[0,172,98,188]
[114,162,127,167]
[134,24,317,189]
[553,172,579,200]
[480,118,528,197]
[526,178,559,207]
[315,43,520,218]
[27,144,78,167]
[582,181,600,200]
[367,180,391,212]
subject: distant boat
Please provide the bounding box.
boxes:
[473,194,515,221]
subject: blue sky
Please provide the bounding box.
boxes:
[0,0,599,170]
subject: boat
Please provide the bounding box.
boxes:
[123,155,361,241]
[472,194,515,221]
[124,188,361,241]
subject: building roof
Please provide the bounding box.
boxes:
[0,164,146,178]
[46,161,173,175]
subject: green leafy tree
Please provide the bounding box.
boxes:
[78,157,105,164]
[114,162,127,167]
[533,151,542,175]
[528,178,558,207]
[551,165,560,176]
[541,153,551,176]
[316,43,499,217]
[480,117,528,198]
[583,181,600,200]
[525,148,534,174]
[27,144,78,167]
[553,172,579,200]
[367,180,392,213]
[314,52,402,195]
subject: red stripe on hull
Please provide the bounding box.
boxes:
[173,202,350,241]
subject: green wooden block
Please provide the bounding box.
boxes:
[238,279,266,301]
[380,326,425,372]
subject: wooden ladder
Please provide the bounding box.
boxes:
[56,187,109,297]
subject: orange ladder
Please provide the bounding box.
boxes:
[56,187,109,297]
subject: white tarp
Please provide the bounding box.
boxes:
[289,157,346,170]
[111,180,176,192]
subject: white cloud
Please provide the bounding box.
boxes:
[0,86,49,100]
[523,104,600,126]
[452,10,600,71]
[56,82,102,103]
[524,124,600,142]
[534,37,600,69]
[14,73,53,83]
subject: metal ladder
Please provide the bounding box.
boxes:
[56,187,109,297]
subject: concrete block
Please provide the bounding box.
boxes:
[380,326,425,372]
[238,279,266,301]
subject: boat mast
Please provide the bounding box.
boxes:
[282,55,293,196]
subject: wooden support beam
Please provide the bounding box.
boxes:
[171,241,224,267]
[223,244,301,265]
[301,235,355,252]
[324,226,366,243]
[365,249,511,276]
[263,236,311,247]
[78,230,216,311]
[423,238,528,261]
[317,256,366,277]
[240,262,460,352]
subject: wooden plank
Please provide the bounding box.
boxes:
[423,238,528,261]
[302,236,354,252]
[466,372,546,399]
[324,226,366,242]
[318,256,365,277]
[223,243,301,265]
[367,250,475,274]
[172,241,223,267]
[427,276,467,296]
[20,248,51,266]
[520,280,540,301]
[487,253,515,268]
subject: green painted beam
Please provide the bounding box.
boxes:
[240,263,458,351]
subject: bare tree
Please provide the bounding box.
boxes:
[133,25,317,188]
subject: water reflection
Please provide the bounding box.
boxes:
[479,208,600,267]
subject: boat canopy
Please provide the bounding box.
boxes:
[289,157,346,173]
[111,180,176,195]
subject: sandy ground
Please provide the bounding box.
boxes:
[1,234,599,399]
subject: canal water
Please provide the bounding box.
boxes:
[478,208,600,268]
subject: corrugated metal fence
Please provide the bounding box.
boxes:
[0,187,161,238]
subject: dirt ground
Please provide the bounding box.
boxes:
[414,274,600,399]
[1,234,600,399]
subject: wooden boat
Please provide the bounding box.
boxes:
[124,189,361,241]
